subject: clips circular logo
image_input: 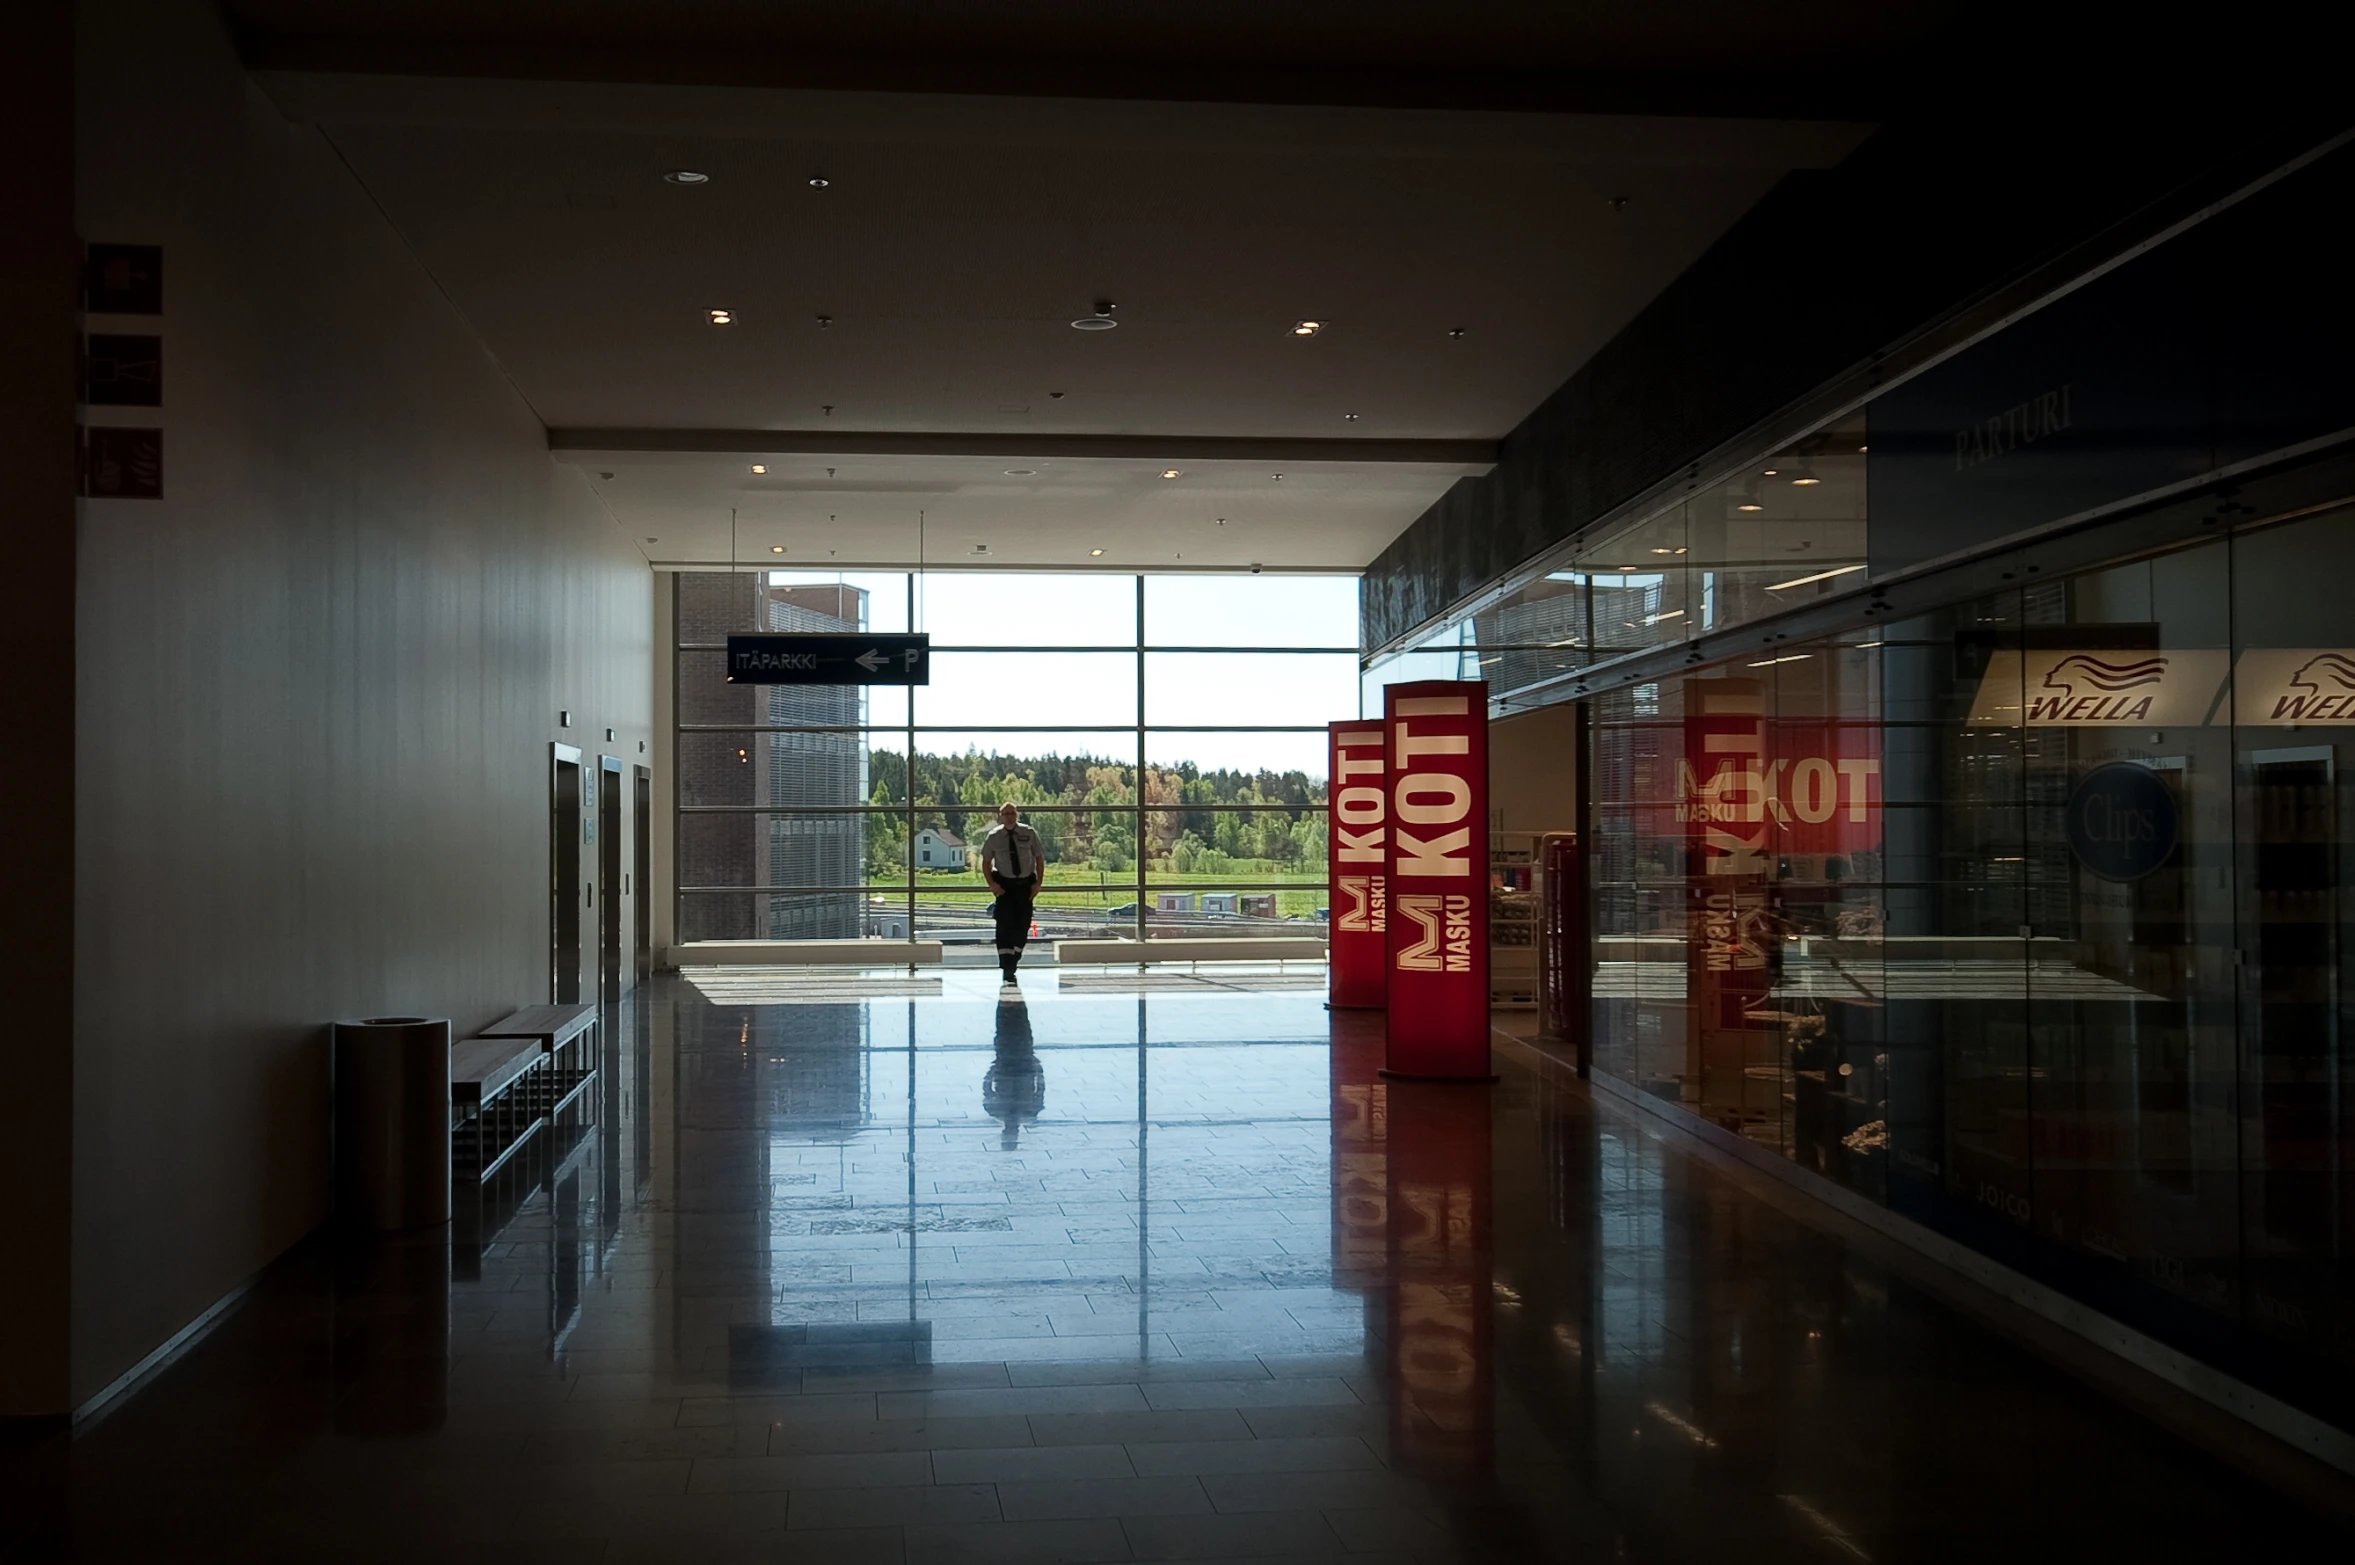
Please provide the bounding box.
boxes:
[2064,762,2179,881]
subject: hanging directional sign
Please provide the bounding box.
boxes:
[724,633,931,684]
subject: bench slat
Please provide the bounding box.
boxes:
[451,1036,540,1103]
[480,1003,598,1049]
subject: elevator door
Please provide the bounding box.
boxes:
[634,765,653,983]
[600,756,623,1001]
[552,744,584,1004]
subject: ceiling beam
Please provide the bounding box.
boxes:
[548,429,1499,468]
[240,34,1885,121]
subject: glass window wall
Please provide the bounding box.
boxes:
[674,571,1359,948]
[1362,416,1871,702]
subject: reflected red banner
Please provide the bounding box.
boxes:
[1328,720,1389,1010]
[1685,677,1776,1105]
[1382,681,1490,1079]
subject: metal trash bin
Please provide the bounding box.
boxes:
[333,1016,452,1230]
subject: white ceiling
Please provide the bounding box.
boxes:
[252,64,1871,569]
[561,448,1493,571]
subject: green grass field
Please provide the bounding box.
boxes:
[887,867,1325,918]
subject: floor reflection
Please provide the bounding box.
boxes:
[982,989,1045,1149]
[9,968,2348,1564]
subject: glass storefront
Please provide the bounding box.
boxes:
[1585,507,2355,1421]
[1352,135,2355,1430]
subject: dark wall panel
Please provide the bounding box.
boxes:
[70,0,652,1407]
[1362,98,2336,652]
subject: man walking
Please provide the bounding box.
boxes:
[981,801,1045,982]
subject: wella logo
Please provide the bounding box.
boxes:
[1967,647,2229,727]
[2025,654,2169,723]
[2272,653,2355,721]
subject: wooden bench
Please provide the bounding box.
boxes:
[450,1035,545,1180]
[480,1003,600,1125]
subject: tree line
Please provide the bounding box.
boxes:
[864,747,1327,876]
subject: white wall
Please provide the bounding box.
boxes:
[70,0,652,1406]
[1490,704,1579,837]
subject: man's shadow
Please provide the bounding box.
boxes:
[982,989,1046,1149]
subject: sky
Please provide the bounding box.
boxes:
[760,569,1361,777]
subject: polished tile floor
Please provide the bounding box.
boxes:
[11,967,2350,1562]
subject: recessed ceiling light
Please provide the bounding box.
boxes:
[663,170,709,185]
[1003,468,1036,476]
[1858,444,1869,452]
[1792,476,1822,486]
[1271,473,1284,481]
[1089,548,1104,556]
[1761,468,1779,477]
[750,464,766,474]
[1737,503,1764,512]
[1342,413,1361,421]
[1448,327,1466,339]
[1160,469,1181,480]
[708,308,735,325]
[1651,547,1674,554]
[1292,320,1324,337]
[770,545,784,554]
[808,176,829,189]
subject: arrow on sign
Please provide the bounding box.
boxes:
[725,632,930,684]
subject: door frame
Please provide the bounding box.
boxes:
[633,763,653,984]
[551,742,584,1004]
[599,754,624,1000]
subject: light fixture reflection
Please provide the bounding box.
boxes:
[1766,564,1866,591]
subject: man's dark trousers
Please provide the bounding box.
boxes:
[995,875,1037,978]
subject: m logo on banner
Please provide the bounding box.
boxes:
[1394,893,1474,974]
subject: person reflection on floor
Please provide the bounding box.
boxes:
[982,987,1046,1150]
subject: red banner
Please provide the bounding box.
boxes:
[1328,721,1388,1009]
[1383,681,1490,1079]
